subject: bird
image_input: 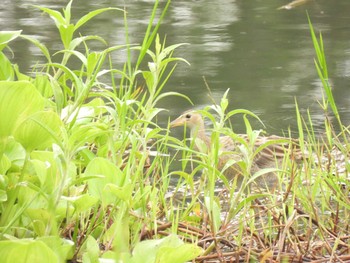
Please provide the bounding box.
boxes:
[170,110,305,180]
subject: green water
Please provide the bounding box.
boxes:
[3,0,350,135]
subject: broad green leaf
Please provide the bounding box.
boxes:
[82,236,100,263]
[0,189,7,202]
[38,236,74,262]
[0,81,45,137]
[84,158,124,206]
[13,64,32,81]
[30,159,53,190]
[68,194,99,214]
[25,208,52,227]
[131,234,202,263]
[5,138,26,170]
[33,75,54,98]
[0,239,59,263]
[106,183,133,202]
[30,150,77,194]
[155,244,203,263]
[0,30,22,51]
[15,111,63,151]
[0,52,14,80]
[0,154,11,174]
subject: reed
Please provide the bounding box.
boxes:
[0,2,349,262]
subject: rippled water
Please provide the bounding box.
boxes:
[3,0,350,136]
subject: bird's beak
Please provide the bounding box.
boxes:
[170,117,185,128]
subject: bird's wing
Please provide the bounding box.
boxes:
[222,134,304,167]
[253,135,304,167]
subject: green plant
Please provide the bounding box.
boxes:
[0,1,200,262]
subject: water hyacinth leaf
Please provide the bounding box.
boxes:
[33,75,54,98]
[38,236,75,262]
[106,183,133,202]
[32,219,46,236]
[0,81,45,138]
[0,154,11,175]
[82,235,100,263]
[0,30,22,51]
[155,244,203,263]
[30,159,50,189]
[0,52,14,80]
[14,111,63,151]
[131,234,202,263]
[61,97,106,125]
[13,64,32,81]
[30,150,76,195]
[0,189,7,202]
[70,194,99,214]
[84,158,124,206]
[0,239,59,263]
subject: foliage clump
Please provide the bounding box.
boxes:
[0,1,350,262]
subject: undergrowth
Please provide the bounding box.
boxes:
[0,1,349,263]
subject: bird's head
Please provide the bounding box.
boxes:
[170,110,204,130]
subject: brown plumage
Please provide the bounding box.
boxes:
[170,110,304,179]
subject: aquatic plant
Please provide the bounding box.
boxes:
[0,1,349,262]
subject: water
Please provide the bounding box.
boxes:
[2,0,350,136]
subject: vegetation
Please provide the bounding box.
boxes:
[0,1,349,262]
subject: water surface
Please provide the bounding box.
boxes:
[2,0,350,136]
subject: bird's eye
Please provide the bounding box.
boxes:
[185,114,191,119]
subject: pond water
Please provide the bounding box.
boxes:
[2,0,350,136]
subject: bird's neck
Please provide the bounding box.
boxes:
[190,122,211,148]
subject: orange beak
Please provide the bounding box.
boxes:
[170,116,185,128]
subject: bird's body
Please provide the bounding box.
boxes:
[170,110,304,179]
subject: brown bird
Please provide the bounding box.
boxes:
[170,110,304,180]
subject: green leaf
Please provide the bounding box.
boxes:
[131,234,202,263]
[0,189,7,202]
[33,74,54,98]
[204,196,221,233]
[13,64,32,81]
[84,158,124,207]
[35,6,66,29]
[69,35,107,51]
[0,153,11,175]
[74,8,124,31]
[106,183,133,202]
[82,236,100,263]
[0,81,45,138]
[0,52,14,81]
[38,236,74,262]
[0,239,59,263]
[156,244,203,263]
[20,35,51,64]
[0,30,22,51]
[15,111,63,151]
[68,194,99,214]
[58,24,75,49]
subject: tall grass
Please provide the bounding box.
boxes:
[0,1,350,262]
[0,1,200,262]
